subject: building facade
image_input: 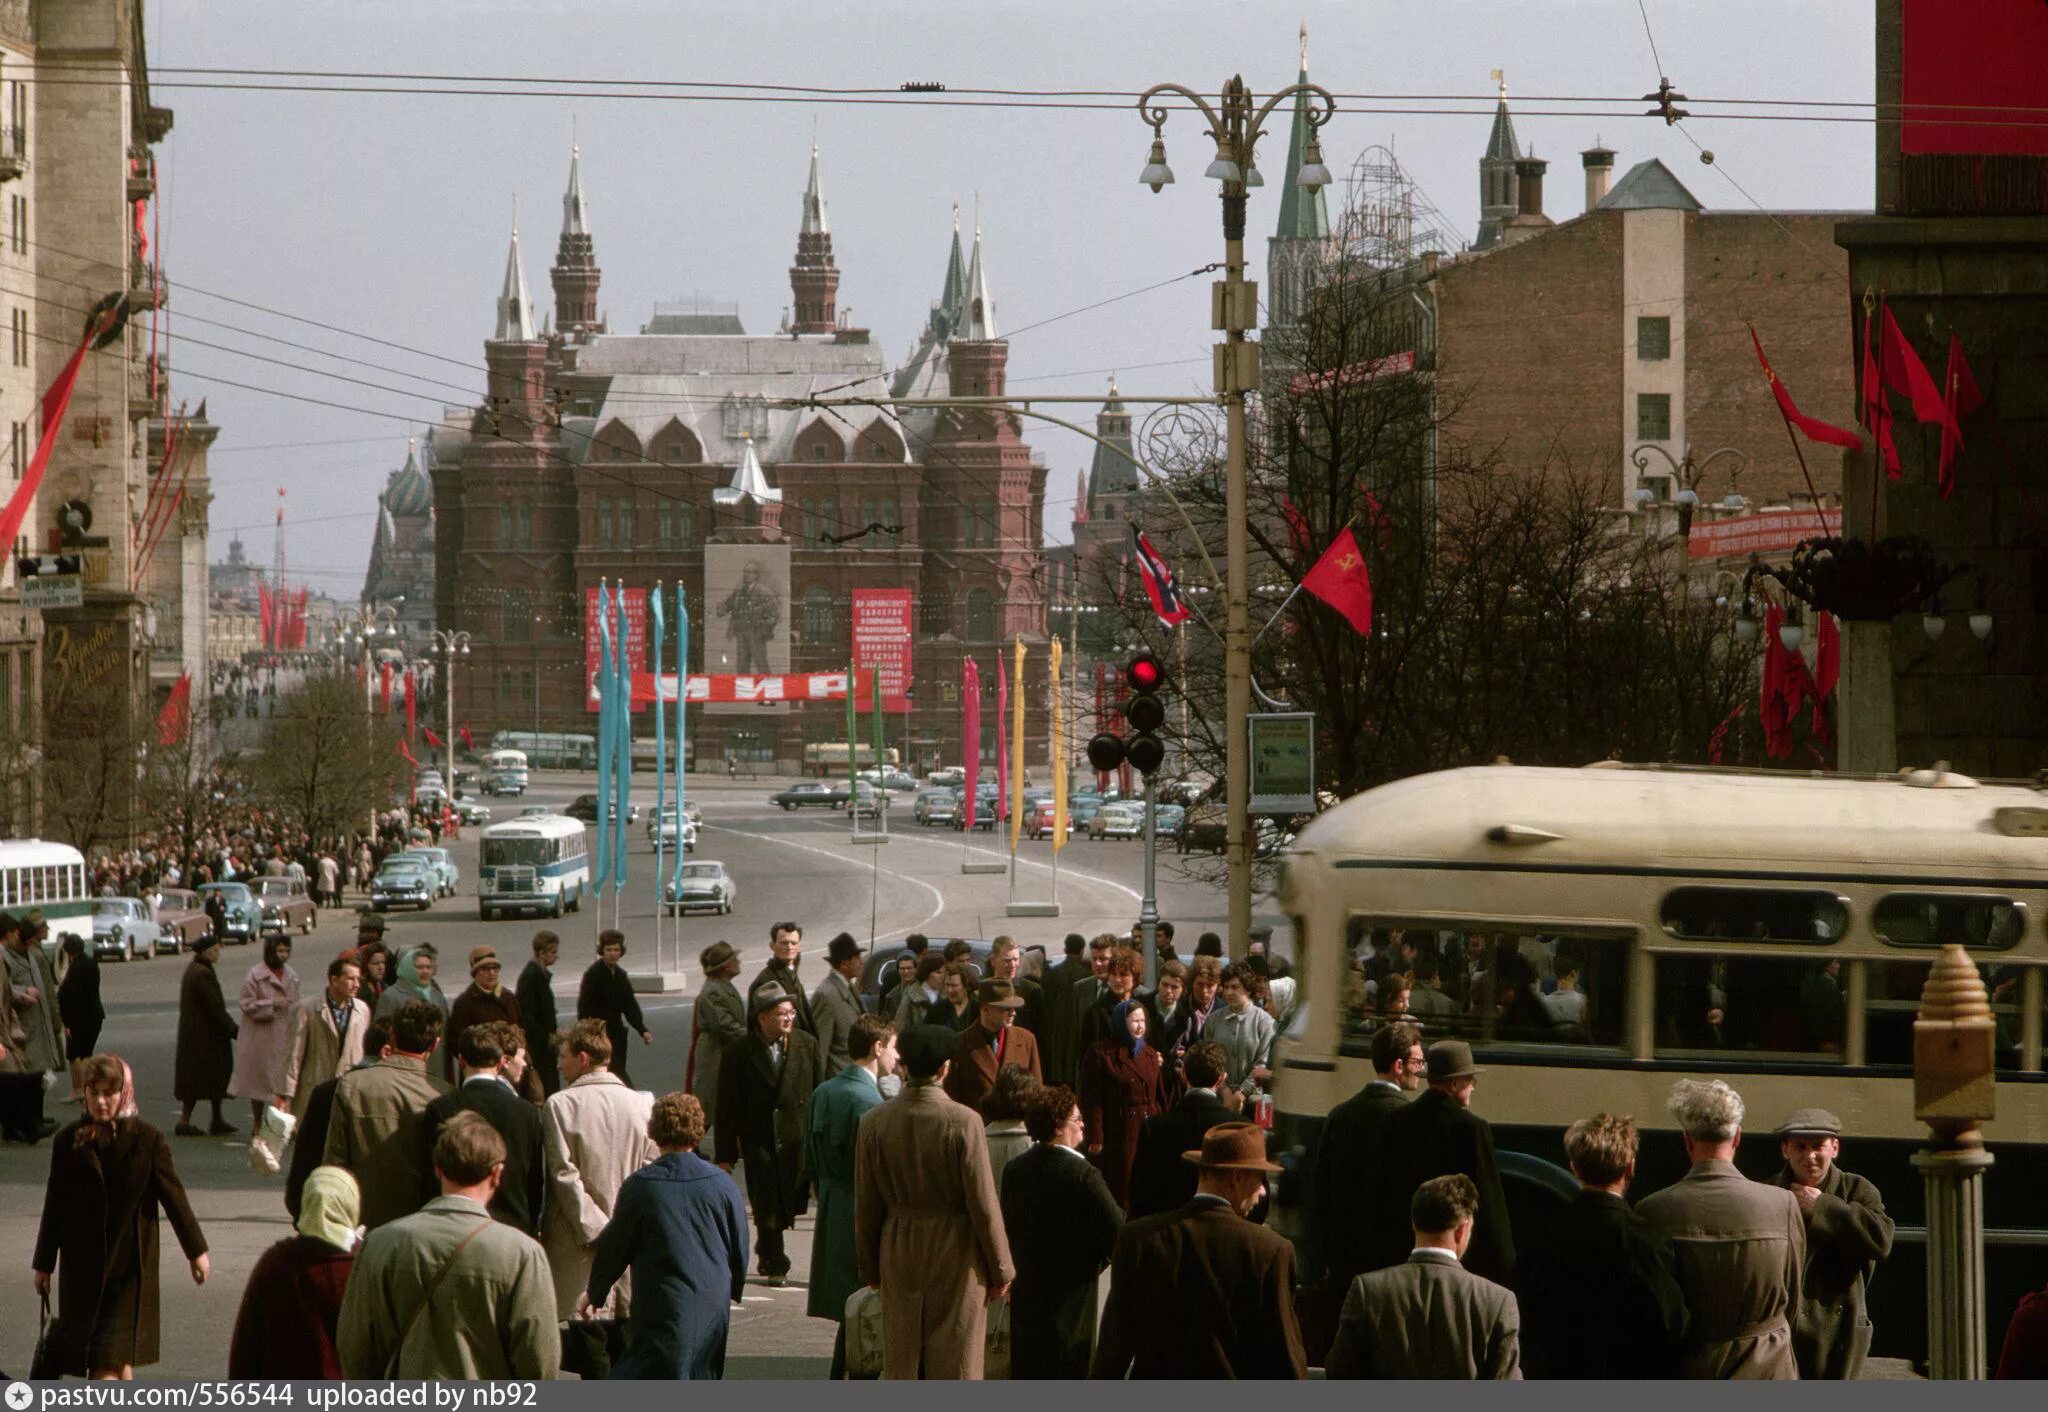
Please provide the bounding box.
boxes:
[362,438,437,644]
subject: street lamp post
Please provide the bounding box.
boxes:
[1630,443,1748,542]
[1136,72,1334,953]
[336,601,400,839]
[429,629,472,784]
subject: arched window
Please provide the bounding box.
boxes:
[804,587,837,644]
[966,588,995,641]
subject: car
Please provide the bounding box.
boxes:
[771,781,850,811]
[253,876,317,935]
[1089,801,1146,840]
[518,804,550,817]
[149,888,212,954]
[564,793,640,825]
[390,847,459,897]
[1177,803,1228,854]
[663,861,736,915]
[1024,797,1071,840]
[912,789,959,827]
[454,798,492,825]
[949,783,1004,831]
[647,805,698,852]
[1068,792,1106,829]
[878,770,921,793]
[926,766,965,787]
[198,882,260,944]
[91,897,162,962]
[851,782,890,819]
[416,768,445,787]
[370,862,434,912]
[1153,803,1187,838]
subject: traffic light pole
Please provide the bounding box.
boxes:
[1140,772,1161,990]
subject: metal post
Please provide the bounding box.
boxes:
[1221,199,1253,959]
[1912,943,1997,1379]
[1139,772,1160,990]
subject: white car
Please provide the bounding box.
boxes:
[1089,801,1147,840]
[664,861,736,915]
[647,806,698,852]
[91,897,162,962]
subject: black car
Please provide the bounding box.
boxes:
[770,781,851,811]
[565,793,640,824]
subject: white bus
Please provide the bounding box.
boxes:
[481,749,529,797]
[1276,761,2048,1368]
[0,840,92,955]
[477,814,589,920]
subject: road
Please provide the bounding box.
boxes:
[0,769,1256,1378]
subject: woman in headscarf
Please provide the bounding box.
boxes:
[373,945,449,1022]
[33,1054,210,1379]
[1077,998,1166,1212]
[228,1166,361,1379]
[229,934,301,1132]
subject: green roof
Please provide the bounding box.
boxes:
[1273,64,1331,242]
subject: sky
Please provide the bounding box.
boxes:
[148,0,1875,598]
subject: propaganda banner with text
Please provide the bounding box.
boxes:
[584,585,649,713]
[851,587,914,714]
[629,668,872,707]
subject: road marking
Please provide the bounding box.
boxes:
[700,823,946,943]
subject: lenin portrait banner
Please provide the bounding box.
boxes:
[703,542,790,715]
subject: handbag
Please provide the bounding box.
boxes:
[384,1220,493,1378]
[30,1292,67,1381]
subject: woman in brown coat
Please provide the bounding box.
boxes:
[174,940,239,1136]
[1078,1000,1166,1211]
[34,1055,210,1379]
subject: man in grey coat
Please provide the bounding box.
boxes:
[688,942,747,1148]
[1638,1079,1805,1379]
[1769,1108,1894,1380]
[810,933,865,1077]
[1327,1173,1520,1379]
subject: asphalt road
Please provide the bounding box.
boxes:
[0,769,1252,1379]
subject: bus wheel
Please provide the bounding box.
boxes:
[568,887,581,913]
[550,892,564,919]
[480,905,495,921]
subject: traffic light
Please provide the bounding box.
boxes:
[1088,652,1169,777]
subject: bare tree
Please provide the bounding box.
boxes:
[249,671,411,841]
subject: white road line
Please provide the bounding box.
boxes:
[699,822,946,944]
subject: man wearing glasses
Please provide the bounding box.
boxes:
[1313,1023,1425,1304]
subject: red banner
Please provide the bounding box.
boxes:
[627,669,872,707]
[1686,507,1842,560]
[155,674,191,746]
[851,588,913,714]
[584,586,649,713]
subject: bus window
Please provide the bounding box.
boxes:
[1660,888,1848,945]
[1866,958,2029,1071]
[1653,955,1846,1059]
[1873,894,2025,950]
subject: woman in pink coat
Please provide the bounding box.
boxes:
[228,936,300,1130]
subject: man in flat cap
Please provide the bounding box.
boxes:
[1360,1039,1515,1283]
[715,989,820,1286]
[855,1024,1013,1378]
[1768,1107,1894,1379]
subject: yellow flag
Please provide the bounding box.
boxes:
[1050,635,1066,852]
[1009,636,1027,853]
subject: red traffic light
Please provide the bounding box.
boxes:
[1126,652,1166,693]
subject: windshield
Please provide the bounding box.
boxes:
[482,838,556,868]
[94,900,140,918]
[378,862,426,877]
[206,884,251,902]
[681,865,721,879]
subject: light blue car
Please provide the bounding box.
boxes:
[391,847,459,898]
[197,882,259,945]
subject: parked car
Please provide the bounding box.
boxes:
[663,860,736,915]
[1068,792,1106,829]
[253,876,317,935]
[852,782,890,820]
[370,861,434,912]
[389,847,459,898]
[91,897,162,963]
[771,781,850,811]
[566,793,640,825]
[647,805,698,852]
[518,804,550,817]
[1153,803,1188,839]
[950,784,1003,831]
[878,770,921,793]
[1024,798,1070,840]
[926,766,965,787]
[1089,801,1146,840]
[198,882,260,944]
[149,888,212,955]
[912,789,959,827]
[857,937,998,1012]
[1177,804,1227,854]
[453,798,493,825]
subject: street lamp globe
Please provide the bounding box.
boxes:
[1203,142,1243,184]
[1297,134,1334,192]
[1242,162,1264,187]
[1779,621,1805,651]
[1138,136,1174,192]
[1674,487,1700,507]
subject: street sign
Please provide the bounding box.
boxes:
[14,555,83,609]
[1249,712,1316,814]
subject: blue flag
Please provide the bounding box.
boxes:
[612,585,632,892]
[651,583,667,907]
[672,586,690,895]
[593,580,614,890]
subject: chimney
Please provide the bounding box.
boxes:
[1515,157,1547,218]
[1582,144,1616,211]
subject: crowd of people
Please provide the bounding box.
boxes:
[17,912,2048,1381]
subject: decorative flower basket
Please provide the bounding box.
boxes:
[1772,536,1960,622]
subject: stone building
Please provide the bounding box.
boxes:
[362,438,437,644]
[431,143,1050,768]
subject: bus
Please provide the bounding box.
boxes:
[0,840,92,955]
[801,742,898,777]
[477,814,589,920]
[489,731,597,770]
[1276,761,2048,1367]
[481,749,529,796]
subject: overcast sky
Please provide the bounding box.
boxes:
[152,0,1874,596]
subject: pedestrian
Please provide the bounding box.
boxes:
[1077,946,1142,1052]
[229,934,301,1133]
[1067,934,1115,1051]
[280,956,370,1121]
[1179,954,1224,1052]
[944,978,1043,1114]
[1037,933,1089,1085]
[375,944,449,1022]
[803,1014,897,1377]
[854,1024,1014,1380]
[877,933,928,1012]
[987,936,1043,1035]
[587,1093,749,1380]
[543,1018,657,1380]
[1637,1079,1805,1378]
[1127,1038,1236,1219]
[1361,1039,1515,1283]
[1513,1112,1690,1379]
[1996,1277,2048,1378]
[1079,998,1166,1211]
[747,920,815,1036]
[174,936,240,1136]
[576,930,650,1089]
[1206,963,1275,1098]
[288,1020,390,1222]
[323,1000,450,1230]
[1148,960,1189,1067]
[337,1113,560,1380]
[1312,1022,1424,1297]
[4,914,64,1136]
[516,930,562,1096]
[927,960,979,1033]
[890,952,947,1029]
[317,851,341,912]
[1326,1173,1521,1379]
[56,935,104,1103]
[355,939,391,1011]
[810,932,865,1076]
[33,1055,210,1379]
[1768,1107,1894,1379]
[445,946,530,1094]
[999,1083,1122,1378]
[421,1022,546,1236]
[714,990,820,1287]
[1089,1122,1305,1379]
[981,1063,1040,1187]
[686,941,747,1145]
[0,914,50,1141]
[228,1166,361,1379]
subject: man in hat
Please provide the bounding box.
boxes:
[1090,1121,1306,1378]
[944,979,1042,1114]
[855,1024,1014,1379]
[1769,1107,1893,1380]
[1361,1039,1514,1283]
[810,933,866,1078]
[445,946,529,1092]
[748,921,815,1037]
[688,942,747,1150]
[715,990,820,1286]
[354,910,386,953]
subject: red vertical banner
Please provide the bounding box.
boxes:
[404,668,417,741]
[1093,661,1109,791]
[155,673,192,745]
[961,657,981,829]
[379,660,393,713]
[583,586,650,712]
[851,588,914,714]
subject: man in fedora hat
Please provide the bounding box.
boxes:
[856,1024,1013,1379]
[715,990,819,1286]
[687,942,747,1145]
[1090,1121,1305,1379]
[944,978,1042,1115]
[811,933,866,1078]
[1768,1107,1893,1380]
[1360,1039,1514,1283]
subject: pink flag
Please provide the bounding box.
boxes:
[961,657,981,830]
[995,652,1009,826]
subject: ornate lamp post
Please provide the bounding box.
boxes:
[429,629,472,784]
[1135,72,1334,952]
[335,602,399,708]
[1629,442,1748,539]
[1912,944,1996,1379]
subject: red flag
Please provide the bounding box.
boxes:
[0,304,114,556]
[1131,528,1193,628]
[1862,332,1900,478]
[398,737,419,768]
[1301,526,1374,636]
[459,724,475,751]
[379,660,393,713]
[155,673,192,745]
[257,584,272,649]
[1749,326,1862,451]
[1280,496,1312,556]
[1880,308,1957,437]
[404,669,416,741]
[1939,335,1986,500]
[424,726,444,750]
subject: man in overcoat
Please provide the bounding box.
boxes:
[854,1024,1014,1379]
[1768,1107,1894,1379]
[1037,933,1089,1084]
[280,956,370,1120]
[944,979,1041,1114]
[748,921,815,1036]
[810,933,865,1077]
[420,1022,545,1236]
[515,931,561,1096]
[1000,1083,1122,1378]
[323,1001,449,1229]
[688,942,747,1149]
[174,937,239,1136]
[715,990,820,1286]
[804,1014,896,1376]
[1638,1079,1805,1378]
[1361,1039,1514,1282]
[1311,1022,1422,1293]
[1126,1039,1237,1219]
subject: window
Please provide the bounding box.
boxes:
[617,501,635,548]
[498,506,514,547]
[10,194,23,256]
[678,503,695,546]
[1636,392,1672,441]
[1873,894,2025,950]
[516,504,533,549]
[965,589,995,641]
[1654,954,1846,1058]
[9,421,23,482]
[803,587,837,643]
[882,497,901,547]
[597,499,614,549]
[10,308,24,367]
[495,666,535,706]
[1866,956,2030,1071]
[860,499,878,537]
[500,589,533,642]
[1660,887,1848,945]
[1637,316,1671,361]
[658,505,675,546]
[813,498,836,540]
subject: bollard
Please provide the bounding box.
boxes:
[1911,943,1996,1379]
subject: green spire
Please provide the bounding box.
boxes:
[1274,28,1331,241]
[940,202,968,322]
